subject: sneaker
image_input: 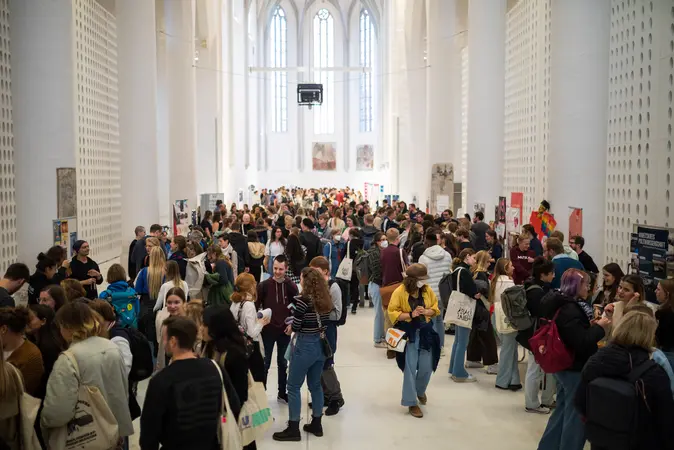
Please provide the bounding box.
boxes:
[368,301,374,308]
[351,309,357,315]
[374,341,387,349]
[486,364,498,375]
[509,384,523,392]
[277,393,289,404]
[440,347,446,357]
[417,394,427,405]
[273,421,301,442]
[465,361,484,369]
[409,405,423,418]
[451,374,477,383]
[525,406,551,415]
[541,401,557,409]
[325,401,341,416]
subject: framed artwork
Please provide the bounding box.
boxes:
[312,142,337,171]
[356,145,374,171]
[56,168,77,218]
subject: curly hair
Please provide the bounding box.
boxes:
[299,267,332,314]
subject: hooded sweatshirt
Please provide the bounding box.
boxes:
[418,245,453,302]
[28,271,54,305]
[256,277,299,336]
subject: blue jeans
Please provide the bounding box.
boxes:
[324,322,338,368]
[369,282,385,343]
[401,329,433,406]
[261,331,291,396]
[537,371,585,450]
[449,325,471,378]
[434,313,445,349]
[287,333,326,421]
[496,332,521,388]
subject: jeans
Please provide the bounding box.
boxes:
[369,282,385,343]
[537,371,585,450]
[495,332,521,388]
[287,333,326,421]
[401,329,433,406]
[525,351,556,409]
[350,273,360,312]
[433,313,445,349]
[449,325,471,378]
[261,331,291,395]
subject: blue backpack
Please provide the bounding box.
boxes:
[103,287,139,329]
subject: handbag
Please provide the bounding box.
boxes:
[238,372,273,445]
[236,301,255,357]
[336,241,353,281]
[385,328,407,353]
[211,359,244,450]
[494,301,517,334]
[444,267,477,329]
[11,364,41,450]
[380,249,407,307]
[47,351,119,450]
[316,311,333,359]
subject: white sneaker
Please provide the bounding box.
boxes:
[486,364,499,375]
[465,361,484,369]
[374,342,387,349]
[525,406,551,415]
[451,374,477,383]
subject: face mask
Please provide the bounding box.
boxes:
[417,281,426,288]
[380,241,389,248]
[334,235,342,242]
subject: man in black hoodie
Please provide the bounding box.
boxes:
[227,221,249,276]
[299,218,322,263]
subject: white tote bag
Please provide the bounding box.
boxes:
[211,359,244,450]
[47,351,119,450]
[494,302,517,334]
[336,241,353,281]
[444,267,477,329]
[10,364,42,450]
[238,372,273,445]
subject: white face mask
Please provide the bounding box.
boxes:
[334,235,342,242]
[380,241,389,248]
[417,280,426,288]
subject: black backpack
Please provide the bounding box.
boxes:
[121,327,154,382]
[329,279,350,326]
[585,359,657,450]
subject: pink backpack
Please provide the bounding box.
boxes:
[529,308,574,373]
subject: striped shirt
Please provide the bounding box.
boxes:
[292,296,331,334]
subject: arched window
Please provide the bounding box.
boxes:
[270,6,287,132]
[359,8,374,132]
[313,8,334,134]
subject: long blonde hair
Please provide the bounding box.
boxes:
[165,260,182,287]
[471,250,491,278]
[148,246,166,300]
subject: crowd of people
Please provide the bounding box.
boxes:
[0,186,672,450]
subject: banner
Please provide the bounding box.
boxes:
[568,208,583,240]
[173,200,190,237]
[506,207,520,233]
[52,217,78,260]
[510,192,523,225]
[497,197,506,223]
[635,226,669,280]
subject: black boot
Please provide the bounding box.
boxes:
[273,420,301,442]
[325,400,341,416]
[303,416,324,437]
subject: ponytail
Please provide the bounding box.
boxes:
[36,252,57,273]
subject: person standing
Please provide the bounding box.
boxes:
[569,236,599,274]
[140,316,222,450]
[367,232,387,348]
[522,224,543,257]
[68,240,103,300]
[256,255,298,403]
[486,230,503,271]
[510,235,536,286]
[128,226,146,281]
[471,211,491,251]
[217,233,239,280]
[0,263,30,308]
[544,238,585,289]
[168,235,188,280]
[300,218,322,264]
[27,253,59,305]
[1,307,44,396]
[491,259,520,391]
[131,224,164,275]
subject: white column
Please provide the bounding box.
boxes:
[118,0,159,242]
[466,0,506,219]
[195,45,219,195]
[165,0,198,215]
[11,0,77,262]
[549,0,610,261]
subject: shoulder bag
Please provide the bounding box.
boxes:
[236,302,255,358]
[316,311,334,359]
[211,358,244,450]
[385,327,407,353]
[238,372,273,445]
[10,364,42,450]
[336,241,353,281]
[47,351,119,450]
[444,267,477,329]
[380,249,407,308]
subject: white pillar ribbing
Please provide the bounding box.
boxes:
[165,0,198,216]
[466,0,506,220]
[549,0,610,261]
[118,0,160,243]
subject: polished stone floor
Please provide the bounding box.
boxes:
[130,307,550,449]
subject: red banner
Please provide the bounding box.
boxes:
[510,192,523,225]
[569,208,583,240]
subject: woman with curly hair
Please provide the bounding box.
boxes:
[273,267,333,442]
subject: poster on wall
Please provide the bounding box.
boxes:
[312,142,337,171]
[356,145,374,171]
[436,195,450,214]
[430,164,454,215]
[473,203,485,216]
[497,197,507,223]
[506,208,520,233]
[173,200,190,237]
[200,193,224,215]
[568,208,583,240]
[634,226,669,280]
[52,217,78,260]
[510,192,523,225]
[56,168,77,218]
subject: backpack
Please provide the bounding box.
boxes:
[585,359,657,450]
[355,250,369,280]
[528,308,574,373]
[438,272,453,311]
[185,253,208,299]
[329,279,350,326]
[362,232,375,251]
[104,287,139,329]
[120,327,154,382]
[501,285,537,331]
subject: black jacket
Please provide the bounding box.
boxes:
[27,271,53,305]
[575,344,674,450]
[450,262,478,300]
[540,291,605,371]
[656,308,674,352]
[299,231,322,263]
[169,251,188,281]
[228,232,248,275]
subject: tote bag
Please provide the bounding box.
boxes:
[238,372,273,445]
[11,364,42,450]
[444,267,477,329]
[211,359,244,450]
[493,302,517,334]
[336,241,353,281]
[47,351,119,450]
